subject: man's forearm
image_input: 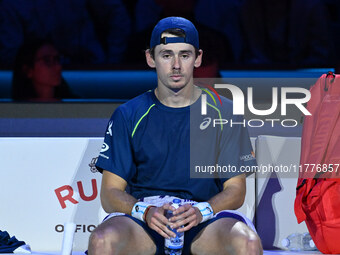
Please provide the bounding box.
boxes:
[208,175,246,213]
[101,187,138,214]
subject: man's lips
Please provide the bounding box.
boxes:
[170,74,183,80]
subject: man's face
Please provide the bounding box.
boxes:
[146,34,202,92]
[28,44,62,88]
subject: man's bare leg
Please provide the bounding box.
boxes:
[88,216,156,255]
[191,218,263,255]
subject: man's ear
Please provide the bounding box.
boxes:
[145,49,156,68]
[194,49,203,68]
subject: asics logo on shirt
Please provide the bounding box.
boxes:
[200,117,211,130]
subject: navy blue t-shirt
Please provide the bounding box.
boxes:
[96,89,255,201]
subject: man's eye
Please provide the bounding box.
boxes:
[181,54,189,59]
[162,54,171,59]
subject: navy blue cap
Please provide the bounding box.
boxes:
[150,17,199,49]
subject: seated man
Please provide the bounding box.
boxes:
[88,17,263,255]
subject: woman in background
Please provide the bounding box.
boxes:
[12,40,76,101]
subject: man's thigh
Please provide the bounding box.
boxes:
[190,218,262,255]
[89,216,157,255]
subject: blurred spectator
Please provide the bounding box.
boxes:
[124,0,196,64]
[87,0,131,64]
[194,25,233,78]
[126,0,239,68]
[11,41,77,101]
[194,0,244,63]
[323,0,340,70]
[0,0,130,68]
[241,0,334,66]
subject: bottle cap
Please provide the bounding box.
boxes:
[309,239,316,248]
[173,198,181,204]
[281,238,290,248]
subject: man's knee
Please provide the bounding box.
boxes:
[231,229,263,255]
[88,223,124,254]
[88,217,156,255]
[191,218,263,255]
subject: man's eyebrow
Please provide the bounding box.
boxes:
[159,50,173,54]
[158,49,194,54]
[179,50,193,54]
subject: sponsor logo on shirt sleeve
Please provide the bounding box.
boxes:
[99,143,110,159]
[240,152,255,162]
[106,121,113,136]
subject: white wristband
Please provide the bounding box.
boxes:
[131,202,152,222]
[193,202,214,223]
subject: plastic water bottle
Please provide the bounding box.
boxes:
[164,199,184,255]
[281,232,317,251]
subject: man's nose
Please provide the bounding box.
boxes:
[172,56,181,70]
